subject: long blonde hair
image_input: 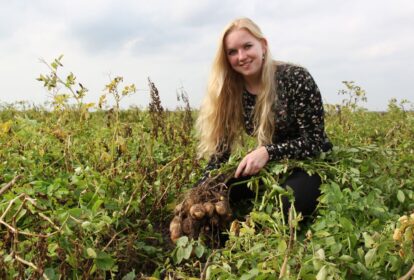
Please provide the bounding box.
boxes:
[197,17,277,158]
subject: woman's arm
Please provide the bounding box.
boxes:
[235,66,330,178]
[265,66,329,161]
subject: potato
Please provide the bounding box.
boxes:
[203,202,215,217]
[182,217,192,235]
[215,201,229,216]
[183,197,194,209]
[169,216,182,242]
[190,204,205,220]
[174,202,183,215]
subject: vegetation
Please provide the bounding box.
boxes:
[0,57,413,279]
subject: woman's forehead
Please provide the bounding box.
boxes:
[224,29,258,48]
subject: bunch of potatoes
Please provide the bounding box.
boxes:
[169,176,234,244]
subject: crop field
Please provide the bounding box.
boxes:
[0,58,413,279]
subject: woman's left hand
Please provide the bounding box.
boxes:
[235,146,269,178]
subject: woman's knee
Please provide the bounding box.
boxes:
[281,169,322,216]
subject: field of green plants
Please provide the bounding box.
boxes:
[0,57,413,279]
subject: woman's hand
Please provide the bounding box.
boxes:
[234,146,269,178]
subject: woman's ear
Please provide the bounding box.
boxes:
[260,38,268,54]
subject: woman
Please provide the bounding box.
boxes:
[196,17,332,216]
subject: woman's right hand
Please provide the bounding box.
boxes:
[234,146,269,178]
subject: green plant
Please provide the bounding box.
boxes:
[1,58,413,279]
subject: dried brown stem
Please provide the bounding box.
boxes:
[0,175,23,196]
[123,176,147,216]
[14,254,50,280]
[103,228,128,251]
[279,206,295,278]
[38,213,61,232]
[201,250,217,280]
[0,220,54,238]
[0,193,59,238]
[399,262,414,280]
[151,153,184,176]
[11,196,27,221]
[0,193,26,220]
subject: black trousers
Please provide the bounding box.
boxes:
[228,168,321,217]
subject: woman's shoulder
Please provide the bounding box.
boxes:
[274,61,310,79]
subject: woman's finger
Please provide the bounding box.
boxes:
[235,158,247,178]
[242,164,251,176]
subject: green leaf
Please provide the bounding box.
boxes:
[121,270,136,280]
[316,265,328,280]
[240,268,259,280]
[363,232,375,248]
[248,243,265,253]
[194,244,205,258]
[330,243,342,255]
[325,236,336,247]
[176,236,188,247]
[92,199,104,212]
[347,147,359,153]
[87,248,97,258]
[277,239,287,254]
[397,190,405,203]
[236,259,245,269]
[3,254,12,263]
[176,247,184,264]
[15,209,27,223]
[339,255,354,262]
[142,244,159,255]
[68,208,82,218]
[47,243,59,256]
[339,217,354,232]
[44,267,58,280]
[365,248,377,267]
[183,245,192,260]
[81,221,91,229]
[315,248,325,261]
[95,252,114,271]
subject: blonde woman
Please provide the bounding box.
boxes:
[196,17,332,216]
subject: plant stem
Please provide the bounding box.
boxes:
[279,206,295,278]
[399,263,414,280]
[0,175,23,196]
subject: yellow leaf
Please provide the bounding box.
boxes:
[0,120,13,134]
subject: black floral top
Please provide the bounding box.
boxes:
[204,63,332,175]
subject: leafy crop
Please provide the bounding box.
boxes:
[0,57,413,279]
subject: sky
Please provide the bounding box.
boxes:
[0,0,413,111]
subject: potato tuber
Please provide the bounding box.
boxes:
[190,204,206,220]
[215,201,229,216]
[169,216,182,243]
[182,216,192,235]
[203,202,215,217]
[174,202,183,215]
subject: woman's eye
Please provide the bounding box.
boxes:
[244,44,252,50]
[228,50,236,56]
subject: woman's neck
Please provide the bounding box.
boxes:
[244,78,261,95]
[242,67,263,94]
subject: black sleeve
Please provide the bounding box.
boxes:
[264,66,329,161]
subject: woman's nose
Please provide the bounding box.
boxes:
[238,50,247,60]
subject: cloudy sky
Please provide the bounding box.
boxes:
[0,0,413,110]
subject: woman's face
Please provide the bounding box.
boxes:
[224,28,267,80]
